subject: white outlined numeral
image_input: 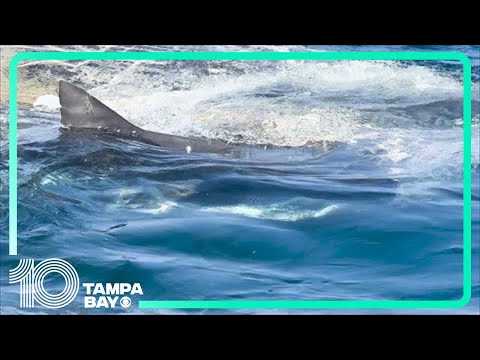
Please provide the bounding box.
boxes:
[9,258,79,309]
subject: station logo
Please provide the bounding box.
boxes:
[9,259,143,309]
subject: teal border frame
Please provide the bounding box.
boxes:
[8,51,472,309]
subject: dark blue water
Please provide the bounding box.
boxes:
[0,45,479,314]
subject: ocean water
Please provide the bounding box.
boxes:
[0,45,478,314]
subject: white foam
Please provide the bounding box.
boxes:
[33,94,60,111]
[105,186,187,215]
[137,202,178,214]
[85,59,465,147]
[204,203,341,221]
[40,172,77,185]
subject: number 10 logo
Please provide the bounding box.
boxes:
[9,258,80,309]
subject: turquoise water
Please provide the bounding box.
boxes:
[0,45,479,314]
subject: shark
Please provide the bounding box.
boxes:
[58,80,237,154]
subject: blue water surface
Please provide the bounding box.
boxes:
[0,45,478,314]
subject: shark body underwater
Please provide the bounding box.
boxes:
[59,80,274,155]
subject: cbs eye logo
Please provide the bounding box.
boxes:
[119,296,132,308]
[9,258,79,309]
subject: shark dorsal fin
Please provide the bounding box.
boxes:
[58,80,234,154]
[59,80,139,133]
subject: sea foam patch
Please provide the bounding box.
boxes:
[33,94,60,111]
[203,203,341,221]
